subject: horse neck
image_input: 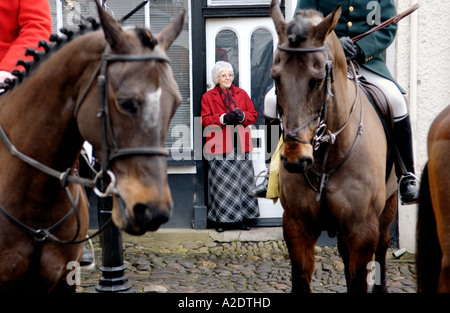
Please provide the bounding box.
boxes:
[0,34,104,171]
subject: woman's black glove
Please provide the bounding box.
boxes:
[233,109,245,123]
[339,37,363,62]
[223,110,240,125]
[222,109,246,125]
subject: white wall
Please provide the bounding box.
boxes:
[395,0,450,252]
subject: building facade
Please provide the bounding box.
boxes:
[47,1,450,252]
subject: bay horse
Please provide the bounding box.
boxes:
[416,105,450,293]
[270,0,398,293]
[0,1,184,293]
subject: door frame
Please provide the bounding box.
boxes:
[191,0,285,228]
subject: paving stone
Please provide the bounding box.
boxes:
[79,237,417,294]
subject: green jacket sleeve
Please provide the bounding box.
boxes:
[355,0,397,64]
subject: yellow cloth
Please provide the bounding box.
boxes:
[266,136,284,202]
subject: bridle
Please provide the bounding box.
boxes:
[94,45,170,174]
[276,42,364,200]
[0,43,172,245]
[276,43,335,150]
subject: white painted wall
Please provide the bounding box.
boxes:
[395,0,450,252]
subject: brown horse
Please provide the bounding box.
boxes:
[417,105,450,293]
[0,2,184,292]
[270,0,398,293]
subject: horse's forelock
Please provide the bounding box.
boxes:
[135,27,158,50]
[288,9,324,46]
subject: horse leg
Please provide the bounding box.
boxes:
[372,192,397,293]
[345,212,379,293]
[283,213,318,293]
[337,235,351,285]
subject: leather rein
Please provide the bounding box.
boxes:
[276,43,364,200]
[0,45,171,245]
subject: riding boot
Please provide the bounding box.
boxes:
[248,174,268,198]
[392,115,420,205]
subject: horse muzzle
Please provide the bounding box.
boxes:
[281,140,314,174]
[113,195,172,235]
[281,154,313,174]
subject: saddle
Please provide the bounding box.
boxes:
[349,65,395,181]
[358,75,394,130]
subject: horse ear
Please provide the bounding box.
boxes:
[94,0,126,51]
[270,0,287,43]
[157,9,185,51]
[313,3,342,42]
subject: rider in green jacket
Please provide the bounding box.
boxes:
[250,0,419,204]
[297,0,419,204]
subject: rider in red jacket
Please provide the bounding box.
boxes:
[0,0,52,83]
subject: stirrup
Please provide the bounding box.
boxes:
[80,238,96,271]
[249,168,269,198]
[253,168,269,187]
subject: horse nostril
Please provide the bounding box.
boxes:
[133,202,170,226]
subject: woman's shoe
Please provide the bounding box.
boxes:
[241,221,251,231]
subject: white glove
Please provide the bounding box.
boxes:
[0,71,15,84]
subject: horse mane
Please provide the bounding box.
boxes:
[0,17,158,96]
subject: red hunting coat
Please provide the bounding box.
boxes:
[0,0,52,72]
[201,85,258,154]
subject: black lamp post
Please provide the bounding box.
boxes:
[95,184,132,292]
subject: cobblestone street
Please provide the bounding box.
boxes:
[78,228,416,294]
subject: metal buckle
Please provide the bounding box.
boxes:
[312,122,327,150]
[94,170,118,198]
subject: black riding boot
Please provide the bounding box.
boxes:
[392,115,420,205]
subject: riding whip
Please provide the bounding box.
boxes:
[352,3,419,43]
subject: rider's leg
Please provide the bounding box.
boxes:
[250,86,277,198]
[359,68,419,204]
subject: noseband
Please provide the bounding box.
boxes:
[276,43,334,150]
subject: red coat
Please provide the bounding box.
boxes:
[201,85,258,154]
[0,0,52,72]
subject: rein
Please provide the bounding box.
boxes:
[0,44,171,246]
[276,42,364,200]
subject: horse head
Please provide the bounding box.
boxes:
[270,0,343,174]
[77,2,185,235]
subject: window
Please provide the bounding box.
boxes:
[215,29,239,87]
[250,28,273,124]
[50,0,191,150]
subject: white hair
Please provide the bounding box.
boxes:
[212,61,234,85]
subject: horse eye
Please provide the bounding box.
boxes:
[310,78,324,90]
[118,99,139,114]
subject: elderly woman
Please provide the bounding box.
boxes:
[201,61,259,232]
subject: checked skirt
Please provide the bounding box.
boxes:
[207,149,260,223]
